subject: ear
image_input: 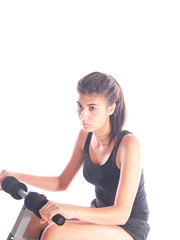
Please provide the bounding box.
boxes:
[108,103,116,115]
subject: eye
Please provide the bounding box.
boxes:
[77,103,83,110]
[89,106,96,111]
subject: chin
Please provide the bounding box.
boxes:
[82,126,94,132]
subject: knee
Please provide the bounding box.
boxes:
[41,223,64,240]
[41,224,55,240]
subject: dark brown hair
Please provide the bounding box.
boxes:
[77,72,126,146]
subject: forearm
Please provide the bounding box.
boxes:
[4,171,62,192]
[39,201,129,225]
[76,205,128,225]
[66,204,128,226]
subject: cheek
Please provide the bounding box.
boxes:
[77,110,80,118]
[94,111,108,124]
[77,109,82,118]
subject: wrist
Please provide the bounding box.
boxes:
[73,205,84,220]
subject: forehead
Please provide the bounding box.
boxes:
[77,94,107,106]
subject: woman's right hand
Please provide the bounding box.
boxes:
[0,170,11,190]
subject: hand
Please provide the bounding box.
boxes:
[39,201,77,224]
[0,170,10,190]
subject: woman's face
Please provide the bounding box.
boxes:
[77,93,114,133]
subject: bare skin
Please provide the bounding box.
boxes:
[41,220,133,240]
[23,214,48,240]
[0,94,141,240]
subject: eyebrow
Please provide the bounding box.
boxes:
[76,101,98,106]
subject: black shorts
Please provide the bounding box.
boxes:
[90,199,150,240]
[120,217,150,240]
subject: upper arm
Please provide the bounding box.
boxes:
[57,129,88,191]
[114,134,141,221]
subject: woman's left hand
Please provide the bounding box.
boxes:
[39,201,77,224]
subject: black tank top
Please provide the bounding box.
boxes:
[83,130,149,221]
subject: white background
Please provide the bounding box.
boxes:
[0,1,180,239]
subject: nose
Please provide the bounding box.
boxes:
[79,108,89,121]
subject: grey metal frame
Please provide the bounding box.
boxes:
[6,205,35,240]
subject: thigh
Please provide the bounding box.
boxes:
[41,220,134,240]
[23,214,48,240]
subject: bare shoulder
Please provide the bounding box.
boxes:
[117,133,141,168]
[120,133,140,150]
[75,129,89,151]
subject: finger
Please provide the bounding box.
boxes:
[40,202,61,222]
[40,218,47,224]
[0,169,5,176]
[39,202,55,220]
[0,170,7,182]
[39,201,52,215]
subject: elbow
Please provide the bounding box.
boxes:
[55,176,69,192]
[58,184,68,192]
[55,183,68,192]
[55,186,67,192]
[115,214,129,225]
[114,207,131,225]
[118,215,129,225]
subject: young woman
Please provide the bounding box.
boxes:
[0,72,150,240]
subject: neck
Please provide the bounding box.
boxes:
[92,121,111,147]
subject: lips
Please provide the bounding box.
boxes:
[82,122,91,128]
